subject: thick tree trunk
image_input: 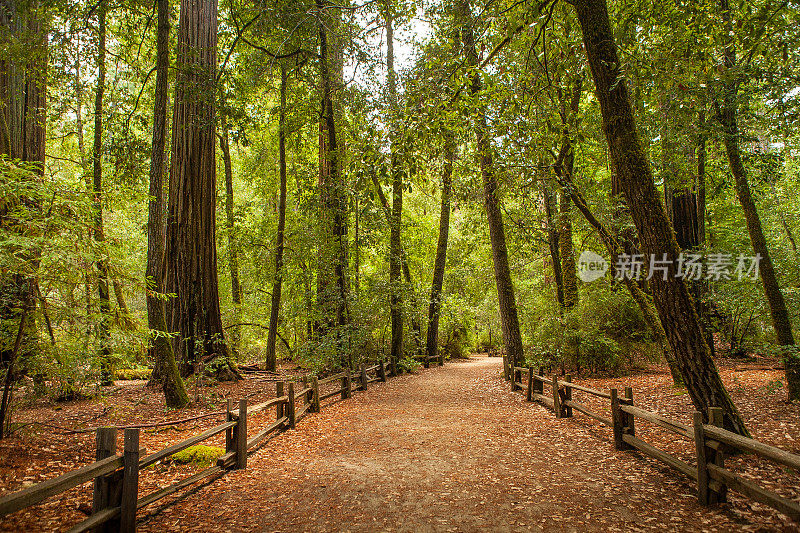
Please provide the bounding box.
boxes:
[266,66,288,372]
[316,0,350,363]
[92,0,113,386]
[166,0,236,379]
[425,132,455,360]
[146,0,188,407]
[718,0,798,400]
[573,0,748,433]
[386,3,403,364]
[0,0,45,372]
[220,121,242,357]
[459,0,525,368]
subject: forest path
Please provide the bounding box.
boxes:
[138,356,744,532]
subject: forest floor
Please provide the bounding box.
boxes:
[1,355,799,532]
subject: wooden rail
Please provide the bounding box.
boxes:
[504,364,800,521]
[0,356,419,531]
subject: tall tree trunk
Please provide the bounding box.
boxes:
[266,65,288,372]
[426,132,455,360]
[316,0,350,366]
[558,194,578,310]
[220,120,242,357]
[92,0,113,386]
[459,0,525,368]
[386,2,403,365]
[370,174,421,338]
[0,0,45,372]
[573,0,748,434]
[146,0,188,406]
[543,182,564,308]
[717,0,798,400]
[166,0,236,379]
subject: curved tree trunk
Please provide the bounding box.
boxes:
[459,0,525,369]
[166,0,236,380]
[266,65,288,372]
[573,0,748,434]
[425,132,455,360]
[718,0,798,401]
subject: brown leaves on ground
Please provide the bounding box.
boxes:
[1,356,798,532]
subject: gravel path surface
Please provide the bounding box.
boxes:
[138,356,792,532]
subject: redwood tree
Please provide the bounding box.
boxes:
[165,0,235,379]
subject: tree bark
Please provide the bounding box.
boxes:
[459,0,525,368]
[573,0,748,433]
[266,65,288,372]
[558,192,578,310]
[166,0,236,379]
[425,132,455,360]
[717,0,798,400]
[146,0,188,407]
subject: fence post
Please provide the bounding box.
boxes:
[120,428,140,533]
[361,364,368,391]
[563,375,573,418]
[378,359,387,382]
[424,353,430,369]
[624,387,635,438]
[511,367,518,392]
[345,369,352,398]
[693,411,711,505]
[234,400,247,469]
[552,375,561,418]
[534,368,544,395]
[610,389,630,450]
[708,407,727,503]
[276,382,285,420]
[526,366,533,402]
[92,427,118,532]
[287,382,296,429]
[311,376,320,413]
[225,398,233,453]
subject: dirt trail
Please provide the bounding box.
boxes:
[139,356,786,532]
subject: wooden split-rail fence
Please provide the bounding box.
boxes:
[502,355,800,521]
[0,358,407,532]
